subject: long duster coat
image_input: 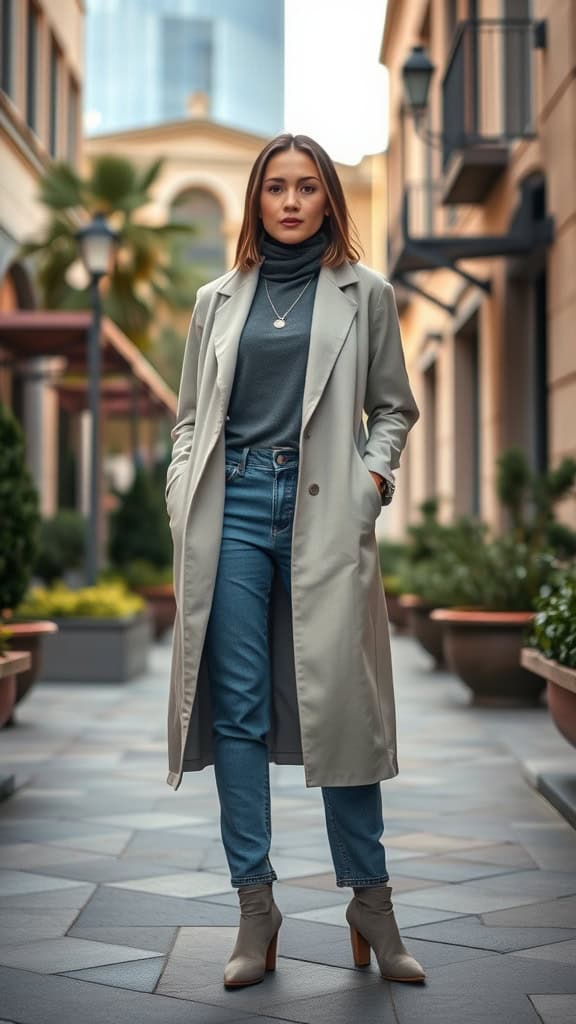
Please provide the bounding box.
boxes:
[165,259,419,790]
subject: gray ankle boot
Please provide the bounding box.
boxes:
[346,884,426,982]
[223,883,283,988]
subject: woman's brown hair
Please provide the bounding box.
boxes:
[234,133,363,271]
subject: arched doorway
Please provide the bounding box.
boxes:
[171,187,226,285]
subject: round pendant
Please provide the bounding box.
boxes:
[273,318,286,329]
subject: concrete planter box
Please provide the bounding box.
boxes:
[38,611,152,683]
[521,647,576,748]
[399,594,445,668]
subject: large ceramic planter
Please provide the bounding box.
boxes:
[431,609,541,705]
[132,583,176,639]
[38,610,153,683]
[521,647,576,747]
[2,621,59,705]
[399,594,445,667]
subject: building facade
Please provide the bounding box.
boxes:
[0,0,84,515]
[381,0,576,536]
[85,0,284,139]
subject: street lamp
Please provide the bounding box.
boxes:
[401,45,435,118]
[75,213,118,586]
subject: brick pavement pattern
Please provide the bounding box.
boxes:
[1,633,575,1023]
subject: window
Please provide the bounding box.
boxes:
[49,35,59,156]
[161,16,212,121]
[26,1,38,130]
[68,77,78,162]
[1,0,13,97]
[171,187,225,281]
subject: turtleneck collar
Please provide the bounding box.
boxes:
[260,222,329,284]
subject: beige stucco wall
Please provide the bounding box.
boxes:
[381,0,576,535]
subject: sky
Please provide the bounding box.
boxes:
[284,0,389,166]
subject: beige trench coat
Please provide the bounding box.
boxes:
[165,260,419,790]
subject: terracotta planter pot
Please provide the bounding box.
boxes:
[132,583,176,639]
[399,594,445,668]
[521,648,576,747]
[2,621,59,705]
[431,609,541,705]
[384,592,408,632]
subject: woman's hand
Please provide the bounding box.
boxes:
[369,471,384,496]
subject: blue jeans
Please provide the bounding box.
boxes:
[204,445,390,889]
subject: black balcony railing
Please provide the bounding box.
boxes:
[442,18,542,170]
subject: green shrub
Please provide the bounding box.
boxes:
[378,541,407,577]
[33,509,86,585]
[529,569,576,668]
[14,581,145,619]
[108,465,172,570]
[0,402,41,617]
[103,559,173,588]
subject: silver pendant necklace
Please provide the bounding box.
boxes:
[264,277,313,329]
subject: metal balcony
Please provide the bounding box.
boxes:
[441,18,545,204]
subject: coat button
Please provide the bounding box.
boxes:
[308,483,319,495]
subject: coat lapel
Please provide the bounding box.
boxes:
[211,260,359,430]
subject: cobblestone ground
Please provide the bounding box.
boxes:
[0,631,575,1024]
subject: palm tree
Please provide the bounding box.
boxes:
[21,156,198,350]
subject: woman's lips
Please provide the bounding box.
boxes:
[280,219,303,226]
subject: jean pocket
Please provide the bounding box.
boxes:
[225,462,239,482]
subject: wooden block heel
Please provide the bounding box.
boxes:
[265,929,279,971]
[350,925,371,967]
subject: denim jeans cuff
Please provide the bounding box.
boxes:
[336,874,390,888]
[231,870,278,888]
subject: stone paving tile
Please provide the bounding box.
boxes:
[61,955,166,992]
[401,914,576,952]
[0,909,79,948]
[0,870,86,897]
[390,855,527,883]
[389,953,576,1024]
[394,881,550,914]
[67,925,177,953]
[529,994,576,1024]
[0,881,96,911]
[0,966,245,1024]
[482,896,576,928]
[450,843,538,868]
[510,938,576,966]
[105,871,232,899]
[45,831,134,856]
[0,937,161,973]
[0,842,111,871]
[74,887,241,928]
[20,856,192,884]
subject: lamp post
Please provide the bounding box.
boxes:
[75,213,117,586]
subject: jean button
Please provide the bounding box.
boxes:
[276,454,286,464]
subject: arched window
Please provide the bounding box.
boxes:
[171,187,226,282]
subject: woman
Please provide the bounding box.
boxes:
[165,133,424,989]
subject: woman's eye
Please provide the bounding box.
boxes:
[301,185,315,194]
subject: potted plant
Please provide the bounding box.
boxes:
[109,559,175,640]
[14,581,151,683]
[431,449,576,705]
[0,402,58,719]
[108,465,174,638]
[521,569,576,745]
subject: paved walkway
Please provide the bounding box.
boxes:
[1,631,575,1024]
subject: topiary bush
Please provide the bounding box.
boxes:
[33,509,86,585]
[108,465,172,571]
[0,403,41,617]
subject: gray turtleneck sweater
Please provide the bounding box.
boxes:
[224,272,319,450]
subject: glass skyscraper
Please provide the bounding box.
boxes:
[85,0,284,137]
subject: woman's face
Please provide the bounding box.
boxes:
[259,147,330,244]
